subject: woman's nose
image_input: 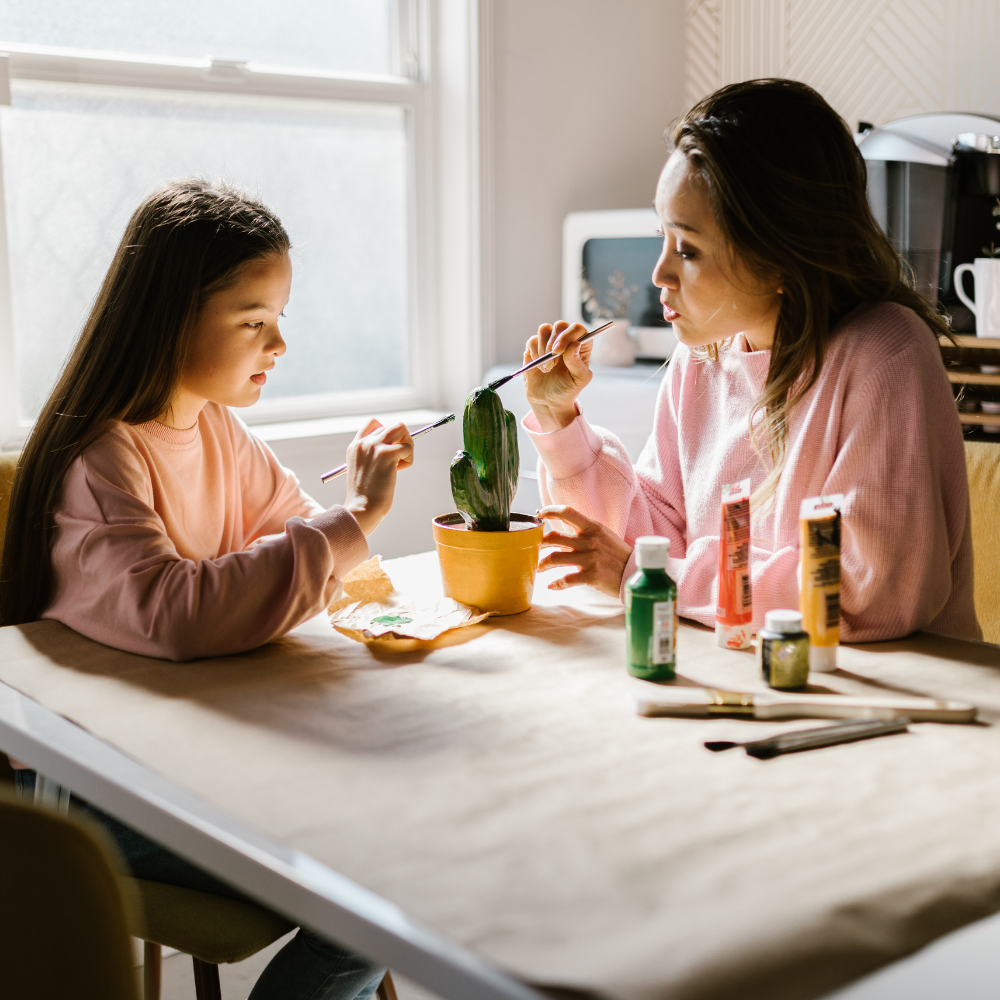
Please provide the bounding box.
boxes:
[652,251,677,289]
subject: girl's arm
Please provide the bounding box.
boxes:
[44,449,368,661]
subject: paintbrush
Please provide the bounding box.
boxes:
[486,320,615,392]
[320,413,456,484]
[704,717,910,759]
[630,683,978,723]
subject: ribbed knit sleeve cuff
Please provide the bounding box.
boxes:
[309,506,369,578]
[522,408,604,481]
[618,550,638,603]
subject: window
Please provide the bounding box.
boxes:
[0,0,477,447]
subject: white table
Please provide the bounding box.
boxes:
[4,553,1000,1000]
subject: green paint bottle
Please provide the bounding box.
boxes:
[625,536,677,681]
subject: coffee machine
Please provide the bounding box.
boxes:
[858,112,1000,331]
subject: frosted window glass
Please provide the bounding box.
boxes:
[1,81,409,420]
[0,0,392,75]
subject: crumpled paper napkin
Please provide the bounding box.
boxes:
[328,556,489,641]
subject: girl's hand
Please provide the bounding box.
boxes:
[537,504,632,599]
[524,321,593,432]
[342,419,414,537]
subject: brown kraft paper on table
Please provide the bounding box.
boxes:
[3,551,1000,1000]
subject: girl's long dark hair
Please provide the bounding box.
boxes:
[0,179,290,625]
[672,79,951,507]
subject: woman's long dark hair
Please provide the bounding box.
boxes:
[0,179,290,625]
[672,79,951,506]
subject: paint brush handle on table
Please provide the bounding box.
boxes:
[319,413,455,484]
[486,320,615,391]
[704,718,910,759]
[630,682,978,723]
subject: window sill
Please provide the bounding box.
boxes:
[251,408,450,444]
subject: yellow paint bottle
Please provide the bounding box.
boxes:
[798,494,844,673]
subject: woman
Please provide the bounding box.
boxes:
[524,79,979,642]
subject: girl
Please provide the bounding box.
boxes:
[0,179,411,998]
[523,79,979,643]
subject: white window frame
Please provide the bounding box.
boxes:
[0,0,488,450]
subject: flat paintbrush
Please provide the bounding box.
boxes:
[320,413,455,484]
[486,320,615,391]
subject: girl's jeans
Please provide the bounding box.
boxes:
[15,769,384,1000]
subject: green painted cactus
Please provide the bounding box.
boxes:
[450,387,519,531]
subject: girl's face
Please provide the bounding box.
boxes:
[173,253,291,422]
[653,151,782,352]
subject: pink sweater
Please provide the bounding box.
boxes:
[42,403,368,660]
[526,302,980,642]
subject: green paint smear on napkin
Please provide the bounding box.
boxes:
[370,614,414,626]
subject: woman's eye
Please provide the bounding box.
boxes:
[674,247,698,261]
[246,321,264,330]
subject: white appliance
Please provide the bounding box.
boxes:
[562,209,676,360]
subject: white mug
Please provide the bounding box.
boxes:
[954,258,1000,337]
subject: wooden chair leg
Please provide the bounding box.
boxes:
[377,971,399,1000]
[143,941,162,1000]
[192,956,222,1000]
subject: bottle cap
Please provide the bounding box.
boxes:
[635,536,669,569]
[763,609,804,635]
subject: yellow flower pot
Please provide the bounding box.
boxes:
[433,512,543,615]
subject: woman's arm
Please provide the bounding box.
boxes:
[523,339,690,598]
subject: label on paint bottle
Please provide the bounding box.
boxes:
[651,600,676,665]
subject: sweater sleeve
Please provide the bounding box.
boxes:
[820,344,970,641]
[44,448,368,661]
[524,362,688,588]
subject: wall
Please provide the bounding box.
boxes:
[486,0,687,366]
[686,0,1000,134]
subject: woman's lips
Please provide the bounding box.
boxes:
[250,372,267,386]
[663,304,680,322]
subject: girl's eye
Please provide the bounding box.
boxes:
[674,247,698,261]
[246,321,264,330]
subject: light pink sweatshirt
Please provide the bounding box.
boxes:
[525,302,980,642]
[42,403,368,661]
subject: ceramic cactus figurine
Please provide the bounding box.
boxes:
[450,387,519,531]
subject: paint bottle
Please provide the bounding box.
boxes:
[799,494,844,672]
[625,536,677,681]
[757,609,810,690]
[716,479,753,649]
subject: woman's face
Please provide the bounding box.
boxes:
[653,151,782,352]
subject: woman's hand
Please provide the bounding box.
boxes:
[343,418,414,537]
[524,321,594,432]
[537,505,633,599]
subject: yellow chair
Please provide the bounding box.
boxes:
[0,785,140,1000]
[965,440,1000,644]
[0,449,18,567]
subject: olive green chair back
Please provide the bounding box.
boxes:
[0,786,140,1000]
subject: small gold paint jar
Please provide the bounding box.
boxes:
[758,609,810,690]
